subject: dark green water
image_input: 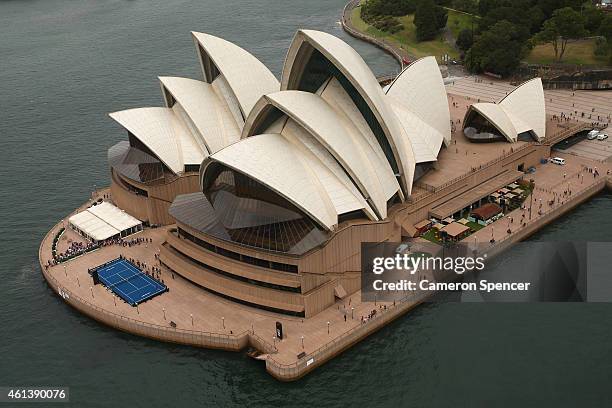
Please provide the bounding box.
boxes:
[1,0,612,407]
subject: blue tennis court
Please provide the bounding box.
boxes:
[93,258,167,306]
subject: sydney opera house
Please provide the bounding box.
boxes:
[106,29,546,317]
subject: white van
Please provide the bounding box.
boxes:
[587,130,599,140]
[551,157,566,165]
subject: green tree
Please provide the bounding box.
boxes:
[456,28,474,51]
[478,0,506,17]
[414,0,447,41]
[465,20,526,76]
[527,5,546,34]
[362,0,417,21]
[599,14,612,64]
[537,0,583,19]
[582,6,605,35]
[534,7,587,62]
[598,13,612,42]
[452,0,478,14]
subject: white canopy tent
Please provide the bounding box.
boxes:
[69,202,143,242]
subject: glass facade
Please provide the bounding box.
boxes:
[176,227,298,273]
[169,241,301,292]
[198,44,220,82]
[107,140,166,184]
[463,110,507,143]
[172,164,329,255]
[249,105,284,136]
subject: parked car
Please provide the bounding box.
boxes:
[550,157,566,165]
[597,133,608,141]
[587,130,599,140]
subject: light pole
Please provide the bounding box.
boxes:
[222,316,225,329]
[529,189,533,220]
[64,265,67,277]
[162,307,166,320]
[351,307,354,319]
[327,321,330,335]
[190,313,193,326]
[90,286,94,298]
[301,335,304,349]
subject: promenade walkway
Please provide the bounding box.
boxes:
[469,152,611,247]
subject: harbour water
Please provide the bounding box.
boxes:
[1,0,612,406]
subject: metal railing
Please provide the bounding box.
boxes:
[545,122,592,146]
[411,142,534,201]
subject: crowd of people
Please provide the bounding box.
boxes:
[50,232,152,267]
[120,236,153,248]
[49,240,100,266]
[120,255,165,285]
[550,105,610,129]
[360,304,390,325]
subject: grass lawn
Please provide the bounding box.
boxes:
[446,9,477,40]
[421,229,442,244]
[526,39,608,66]
[350,6,459,60]
[465,221,484,231]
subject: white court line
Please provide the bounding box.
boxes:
[103,261,165,302]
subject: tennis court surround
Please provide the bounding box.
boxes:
[91,258,167,306]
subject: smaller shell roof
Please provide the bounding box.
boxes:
[109,107,206,173]
[470,103,518,142]
[465,78,546,143]
[191,32,279,117]
[159,76,241,154]
[499,78,546,141]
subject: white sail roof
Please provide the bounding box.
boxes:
[205,133,337,230]
[281,29,416,196]
[159,76,241,154]
[499,78,546,141]
[254,90,400,219]
[470,103,518,142]
[109,107,206,173]
[390,101,442,163]
[280,119,377,220]
[386,57,451,147]
[465,78,546,143]
[191,32,279,118]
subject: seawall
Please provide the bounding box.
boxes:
[39,176,610,380]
